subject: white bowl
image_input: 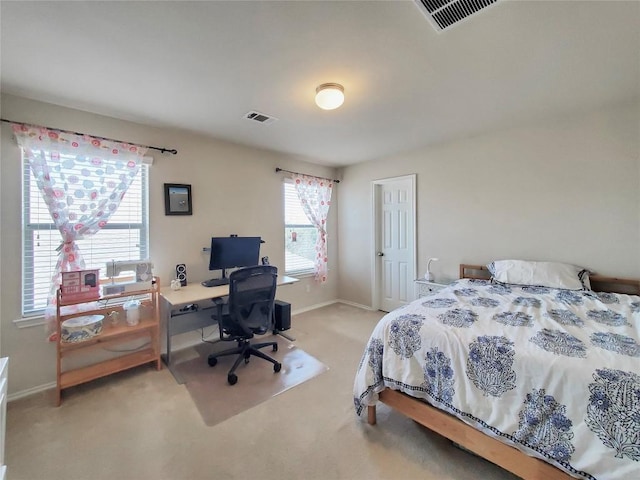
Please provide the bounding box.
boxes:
[61,314,104,343]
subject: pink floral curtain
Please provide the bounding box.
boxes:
[12,124,147,334]
[292,174,333,283]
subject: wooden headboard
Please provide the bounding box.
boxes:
[459,264,491,280]
[459,263,640,296]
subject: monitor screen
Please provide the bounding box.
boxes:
[208,236,261,272]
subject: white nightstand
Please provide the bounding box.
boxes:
[414,279,447,298]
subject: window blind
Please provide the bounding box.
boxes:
[283,181,317,275]
[22,155,149,315]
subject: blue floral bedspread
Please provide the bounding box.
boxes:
[353,278,640,479]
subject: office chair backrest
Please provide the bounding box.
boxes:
[228,265,278,334]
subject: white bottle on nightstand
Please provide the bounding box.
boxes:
[416,258,445,298]
[424,257,438,281]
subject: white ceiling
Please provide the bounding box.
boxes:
[1,1,638,167]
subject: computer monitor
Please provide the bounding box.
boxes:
[208,236,261,281]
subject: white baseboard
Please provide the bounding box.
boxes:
[335,299,376,311]
[8,382,55,403]
[291,300,338,316]
[291,299,374,316]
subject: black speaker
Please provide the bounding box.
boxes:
[274,300,291,331]
[176,264,187,286]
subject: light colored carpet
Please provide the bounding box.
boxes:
[169,339,328,426]
[6,302,518,480]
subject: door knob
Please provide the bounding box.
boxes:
[377,252,384,256]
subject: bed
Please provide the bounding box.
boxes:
[354,263,640,480]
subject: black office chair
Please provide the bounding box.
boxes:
[207,265,280,385]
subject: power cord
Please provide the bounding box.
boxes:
[102,340,151,352]
[200,326,221,345]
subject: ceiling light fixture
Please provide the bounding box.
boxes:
[315,83,345,110]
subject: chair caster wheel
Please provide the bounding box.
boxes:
[274,362,281,373]
[208,357,218,367]
[273,343,278,352]
[228,373,238,385]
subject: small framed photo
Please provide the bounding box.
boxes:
[61,269,100,301]
[164,183,192,215]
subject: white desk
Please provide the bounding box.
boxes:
[160,276,298,365]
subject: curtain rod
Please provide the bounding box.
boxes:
[1,118,178,155]
[275,167,340,183]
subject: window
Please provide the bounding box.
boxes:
[284,181,317,275]
[22,154,149,315]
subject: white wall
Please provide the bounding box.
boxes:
[2,95,638,396]
[337,103,640,307]
[0,94,339,396]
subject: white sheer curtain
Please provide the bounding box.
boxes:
[12,124,147,338]
[291,174,334,283]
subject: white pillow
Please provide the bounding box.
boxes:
[486,260,590,290]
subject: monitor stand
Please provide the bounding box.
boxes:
[201,269,230,287]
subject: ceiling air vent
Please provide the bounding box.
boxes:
[414,0,499,32]
[244,111,278,125]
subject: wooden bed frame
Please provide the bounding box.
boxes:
[367,264,640,480]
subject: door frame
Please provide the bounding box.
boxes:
[371,174,417,311]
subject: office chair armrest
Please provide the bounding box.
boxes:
[213,301,227,341]
[212,296,228,306]
[212,297,229,321]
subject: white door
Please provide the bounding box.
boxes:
[372,175,416,312]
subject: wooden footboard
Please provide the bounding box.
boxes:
[369,388,573,480]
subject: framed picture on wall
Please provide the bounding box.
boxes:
[164,183,192,215]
